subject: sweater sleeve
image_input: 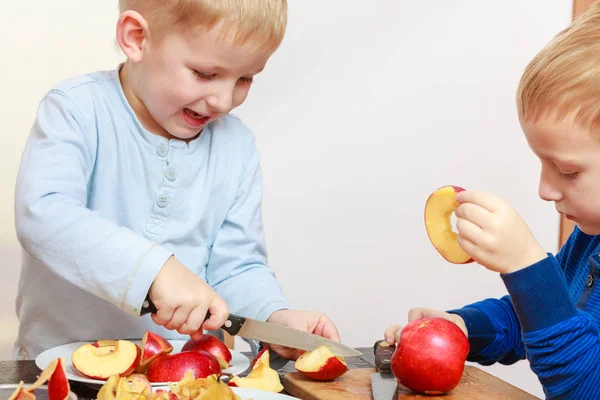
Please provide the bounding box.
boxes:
[15,90,173,316]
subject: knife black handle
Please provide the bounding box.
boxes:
[141,297,246,336]
[373,340,396,372]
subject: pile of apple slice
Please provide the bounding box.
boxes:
[8,358,70,400]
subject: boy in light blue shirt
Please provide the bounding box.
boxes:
[13,0,340,361]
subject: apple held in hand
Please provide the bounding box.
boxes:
[424,185,473,264]
[391,318,469,394]
[72,340,141,380]
[145,351,221,383]
[294,345,348,381]
[182,334,232,369]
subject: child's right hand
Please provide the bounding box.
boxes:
[383,308,468,345]
[148,256,229,337]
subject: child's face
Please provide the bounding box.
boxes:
[521,114,600,235]
[127,22,271,141]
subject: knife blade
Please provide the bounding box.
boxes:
[140,298,362,357]
[371,340,398,400]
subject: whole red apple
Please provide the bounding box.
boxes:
[391,318,469,394]
[145,351,221,382]
[182,334,232,369]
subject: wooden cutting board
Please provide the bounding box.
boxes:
[283,366,539,399]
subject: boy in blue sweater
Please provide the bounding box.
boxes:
[13,0,339,362]
[385,4,600,399]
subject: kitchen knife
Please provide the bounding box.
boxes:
[140,298,361,357]
[371,340,398,400]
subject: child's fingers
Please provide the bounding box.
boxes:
[202,296,230,331]
[408,308,448,321]
[165,306,191,331]
[151,304,175,326]
[321,318,341,342]
[384,325,403,344]
[178,306,209,335]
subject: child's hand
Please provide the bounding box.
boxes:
[149,256,229,336]
[455,190,547,274]
[264,310,340,360]
[384,308,468,345]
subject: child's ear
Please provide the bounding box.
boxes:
[116,10,149,63]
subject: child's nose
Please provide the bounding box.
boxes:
[206,87,234,114]
[538,177,563,202]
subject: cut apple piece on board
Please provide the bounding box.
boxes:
[182,334,232,369]
[72,340,140,380]
[145,351,221,383]
[250,347,269,370]
[138,332,173,372]
[294,345,348,381]
[424,185,473,264]
[228,362,284,393]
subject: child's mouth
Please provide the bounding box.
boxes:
[183,108,210,127]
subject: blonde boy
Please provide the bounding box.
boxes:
[14,0,339,362]
[386,3,600,398]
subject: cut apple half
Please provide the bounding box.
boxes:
[72,340,141,380]
[294,345,348,381]
[424,185,473,264]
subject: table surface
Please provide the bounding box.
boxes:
[0,348,530,400]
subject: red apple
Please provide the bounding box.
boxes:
[182,334,232,369]
[145,351,221,383]
[139,332,173,369]
[294,345,348,381]
[391,318,469,394]
[424,185,473,264]
[72,340,141,380]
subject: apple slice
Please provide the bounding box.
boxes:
[72,340,141,380]
[228,363,284,393]
[424,185,473,264]
[182,335,232,369]
[8,383,35,400]
[138,332,173,372]
[250,347,269,370]
[145,351,221,383]
[294,345,348,381]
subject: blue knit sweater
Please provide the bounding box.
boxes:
[449,227,600,399]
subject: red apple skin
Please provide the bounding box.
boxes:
[145,351,221,383]
[296,357,348,381]
[48,358,70,400]
[182,335,232,366]
[391,318,469,394]
[140,332,174,367]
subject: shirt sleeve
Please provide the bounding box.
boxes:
[205,136,291,322]
[15,90,173,316]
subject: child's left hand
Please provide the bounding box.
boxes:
[265,310,340,360]
[455,190,548,274]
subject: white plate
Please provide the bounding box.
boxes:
[35,339,250,387]
[152,386,298,400]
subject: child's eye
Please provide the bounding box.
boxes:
[558,170,579,179]
[238,76,254,85]
[193,70,215,81]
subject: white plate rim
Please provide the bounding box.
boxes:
[35,339,250,387]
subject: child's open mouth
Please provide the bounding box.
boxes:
[183,108,210,127]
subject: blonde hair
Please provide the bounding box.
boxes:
[517,1,600,132]
[118,0,287,53]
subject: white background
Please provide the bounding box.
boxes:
[0,1,574,398]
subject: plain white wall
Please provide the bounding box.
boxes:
[0,1,574,398]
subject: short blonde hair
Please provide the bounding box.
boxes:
[118,0,287,53]
[517,1,600,132]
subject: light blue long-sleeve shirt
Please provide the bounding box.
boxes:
[13,67,291,359]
